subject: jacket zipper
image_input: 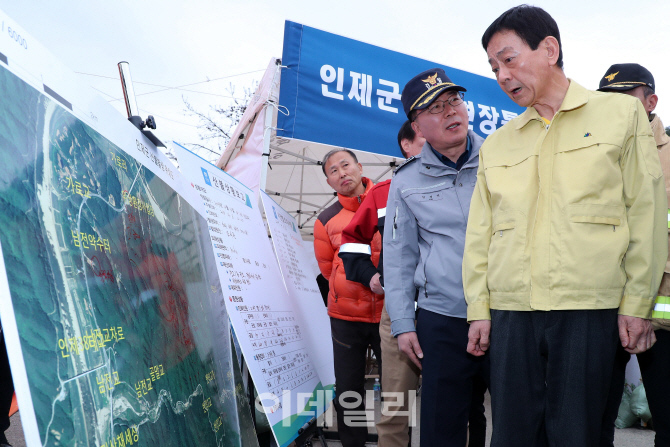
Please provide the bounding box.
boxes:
[530,118,552,299]
[333,265,339,302]
[393,207,399,239]
[423,242,433,298]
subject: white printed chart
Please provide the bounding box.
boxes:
[174,143,332,447]
[260,191,335,391]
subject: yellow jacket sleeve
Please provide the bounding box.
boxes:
[463,148,493,322]
[620,100,668,318]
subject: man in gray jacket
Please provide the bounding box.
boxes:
[383,68,489,447]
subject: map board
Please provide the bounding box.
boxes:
[259,191,335,390]
[173,143,333,447]
[0,9,257,447]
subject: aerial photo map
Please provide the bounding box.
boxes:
[0,61,258,447]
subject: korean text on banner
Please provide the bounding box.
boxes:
[278,21,523,157]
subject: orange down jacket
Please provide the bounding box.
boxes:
[314,178,384,323]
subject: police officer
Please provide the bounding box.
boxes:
[598,63,670,447]
[383,68,489,447]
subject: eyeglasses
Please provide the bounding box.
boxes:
[413,92,465,121]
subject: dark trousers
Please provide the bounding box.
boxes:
[330,317,382,447]
[639,329,670,446]
[0,330,13,440]
[415,309,490,447]
[600,345,630,447]
[490,309,619,447]
[601,329,670,447]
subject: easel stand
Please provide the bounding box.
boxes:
[293,417,329,447]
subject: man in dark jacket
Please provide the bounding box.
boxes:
[339,121,424,447]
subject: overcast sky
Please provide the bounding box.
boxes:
[2,0,669,161]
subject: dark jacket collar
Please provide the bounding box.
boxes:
[419,130,483,176]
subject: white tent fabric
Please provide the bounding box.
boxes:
[264,136,402,240]
[217,58,282,198]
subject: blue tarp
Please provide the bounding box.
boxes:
[277,21,524,158]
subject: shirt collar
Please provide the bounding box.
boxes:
[515,79,590,130]
[429,136,471,170]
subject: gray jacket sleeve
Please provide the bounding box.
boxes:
[383,176,419,336]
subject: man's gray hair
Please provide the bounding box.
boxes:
[642,85,655,98]
[321,149,359,176]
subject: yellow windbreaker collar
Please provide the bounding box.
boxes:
[515,80,589,130]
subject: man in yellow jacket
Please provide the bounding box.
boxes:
[462,6,667,447]
[597,63,670,447]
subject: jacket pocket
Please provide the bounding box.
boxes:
[331,263,341,303]
[553,136,624,201]
[414,241,433,296]
[484,147,538,212]
[331,334,352,349]
[570,216,620,226]
[559,204,628,289]
[487,211,526,292]
[403,182,458,236]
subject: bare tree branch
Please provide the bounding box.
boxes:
[182,81,257,163]
[181,142,223,157]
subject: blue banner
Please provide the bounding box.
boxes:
[277,21,524,158]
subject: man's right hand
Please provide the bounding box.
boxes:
[369,273,384,295]
[467,320,491,356]
[397,331,423,370]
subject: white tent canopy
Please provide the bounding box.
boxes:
[263,136,402,239]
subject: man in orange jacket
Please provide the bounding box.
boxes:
[314,148,383,447]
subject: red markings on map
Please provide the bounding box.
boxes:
[89,256,115,284]
[129,251,196,362]
[95,269,115,283]
[125,225,141,241]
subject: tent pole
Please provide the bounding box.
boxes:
[269,145,321,164]
[259,102,274,192]
[373,166,394,182]
[298,147,306,228]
